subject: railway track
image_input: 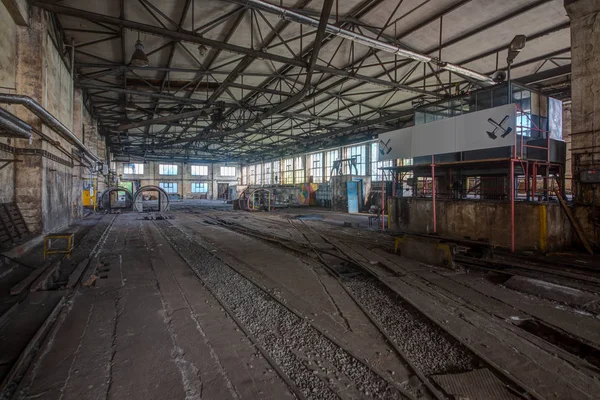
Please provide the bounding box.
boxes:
[454,253,600,294]
[199,215,536,400]
[290,220,537,400]
[155,219,418,400]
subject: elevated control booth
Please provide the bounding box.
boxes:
[380,83,567,252]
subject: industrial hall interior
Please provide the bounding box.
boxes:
[2,0,600,399]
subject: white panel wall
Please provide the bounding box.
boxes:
[379,127,412,160]
[378,104,517,160]
[412,118,456,157]
[455,104,516,152]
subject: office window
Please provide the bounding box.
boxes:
[191,165,208,176]
[273,160,281,184]
[294,156,305,184]
[308,153,323,183]
[159,164,178,175]
[325,149,339,181]
[345,145,365,175]
[220,166,236,176]
[242,166,248,185]
[123,163,144,175]
[159,182,178,194]
[191,182,208,193]
[283,158,293,184]
[264,162,272,185]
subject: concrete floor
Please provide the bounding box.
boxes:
[3,204,600,400]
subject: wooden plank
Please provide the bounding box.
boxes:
[2,204,22,238]
[66,258,90,289]
[0,212,16,241]
[10,262,53,295]
[555,190,593,255]
[30,261,61,291]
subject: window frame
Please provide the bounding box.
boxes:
[159,164,178,176]
[159,182,178,194]
[123,163,144,175]
[191,165,208,176]
[220,166,236,177]
[191,182,209,193]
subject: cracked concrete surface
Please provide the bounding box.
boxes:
[14,215,295,400]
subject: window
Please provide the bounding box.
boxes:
[345,145,365,175]
[273,160,280,184]
[159,182,178,194]
[123,163,144,175]
[325,150,339,181]
[191,182,208,193]
[264,162,272,185]
[248,164,262,185]
[371,143,393,181]
[283,158,293,184]
[159,164,178,175]
[191,165,208,176]
[249,165,256,185]
[294,156,305,184]
[308,153,323,183]
[220,166,236,176]
[242,166,248,185]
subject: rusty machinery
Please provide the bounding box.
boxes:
[236,188,274,211]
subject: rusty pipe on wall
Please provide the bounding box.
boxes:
[0,108,33,139]
[0,94,102,164]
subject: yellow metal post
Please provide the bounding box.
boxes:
[539,204,547,253]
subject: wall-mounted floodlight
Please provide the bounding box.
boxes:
[507,35,527,64]
[507,35,527,101]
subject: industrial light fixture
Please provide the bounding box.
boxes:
[507,35,527,64]
[124,95,137,111]
[507,34,527,100]
[440,62,495,84]
[130,33,149,67]
[313,124,327,134]
[198,44,208,57]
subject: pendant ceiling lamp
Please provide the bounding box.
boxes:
[130,33,149,67]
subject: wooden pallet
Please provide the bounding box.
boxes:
[0,203,30,249]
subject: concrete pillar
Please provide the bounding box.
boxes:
[565,0,600,205]
[563,103,572,194]
[13,7,46,233]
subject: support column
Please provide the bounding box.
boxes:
[13,7,46,233]
[565,0,600,205]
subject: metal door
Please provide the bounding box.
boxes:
[347,181,359,213]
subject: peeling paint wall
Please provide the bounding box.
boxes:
[0,7,105,238]
[0,2,18,92]
[390,197,574,251]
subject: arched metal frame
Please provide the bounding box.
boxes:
[99,187,134,210]
[133,185,171,212]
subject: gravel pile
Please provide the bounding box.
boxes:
[157,222,407,400]
[345,276,477,376]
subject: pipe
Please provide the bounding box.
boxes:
[0,108,33,132]
[231,0,495,84]
[0,94,101,164]
[0,109,33,139]
[431,155,436,234]
[162,0,334,147]
[34,3,439,97]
